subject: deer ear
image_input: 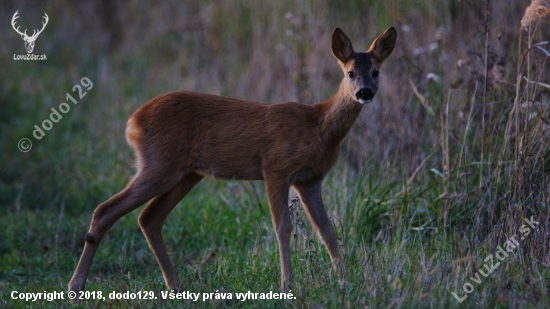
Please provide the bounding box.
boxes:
[367,27,397,64]
[331,28,354,63]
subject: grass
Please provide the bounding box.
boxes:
[2,0,550,308]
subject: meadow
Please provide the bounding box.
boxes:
[1,0,550,308]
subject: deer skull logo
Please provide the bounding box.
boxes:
[11,11,49,54]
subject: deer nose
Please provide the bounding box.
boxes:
[355,88,375,103]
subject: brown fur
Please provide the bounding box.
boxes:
[68,27,397,301]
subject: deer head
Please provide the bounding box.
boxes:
[331,27,397,104]
[11,11,49,54]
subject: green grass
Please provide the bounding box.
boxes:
[2,0,550,308]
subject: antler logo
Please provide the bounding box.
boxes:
[11,11,49,54]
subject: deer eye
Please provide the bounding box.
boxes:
[348,71,355,78]
[372,70,380,78]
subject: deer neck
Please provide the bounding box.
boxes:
[319,82,364,146]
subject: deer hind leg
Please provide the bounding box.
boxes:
[293,180,344,280]
[68,167,182,296]
[264,174,293,289]
[138,172,203,290]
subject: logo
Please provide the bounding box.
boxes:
[11,10,48,60]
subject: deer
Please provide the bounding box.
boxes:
[11,11,49,54]
[68,26,396,300]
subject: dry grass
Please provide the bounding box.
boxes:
[522,0,550,29]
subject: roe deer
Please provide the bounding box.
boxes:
[68,26,396,298]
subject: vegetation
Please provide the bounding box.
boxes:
[1,0,550,307]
